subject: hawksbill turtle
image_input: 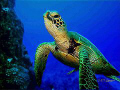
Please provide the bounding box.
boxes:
[35,10,120,89]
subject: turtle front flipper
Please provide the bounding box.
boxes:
[35,42,54,86]
[79,49,99,90]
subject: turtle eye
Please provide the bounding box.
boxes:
[54,15,60,18]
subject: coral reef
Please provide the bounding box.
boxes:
[0,0,36,89]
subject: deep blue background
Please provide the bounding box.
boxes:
[15,0,120,90]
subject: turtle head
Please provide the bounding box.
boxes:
[43,10,67,38]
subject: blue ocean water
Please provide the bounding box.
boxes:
[15,0,120,90]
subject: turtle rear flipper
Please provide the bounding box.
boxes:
[102,62,120,82]
[79,49,99,89]
[35,42,53,86]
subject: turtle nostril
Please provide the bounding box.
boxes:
[46,11,50,16]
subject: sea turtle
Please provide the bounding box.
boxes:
[35,10,120,89]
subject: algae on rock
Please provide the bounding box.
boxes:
[0,0,36,89]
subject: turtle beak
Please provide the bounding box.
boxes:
[43,10,50,18]
[44,11,53,21]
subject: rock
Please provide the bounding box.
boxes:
[0,0,36,89]
[6,66,30,89]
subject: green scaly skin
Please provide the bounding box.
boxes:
[79,48,98,89]
[34,10,120,89]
